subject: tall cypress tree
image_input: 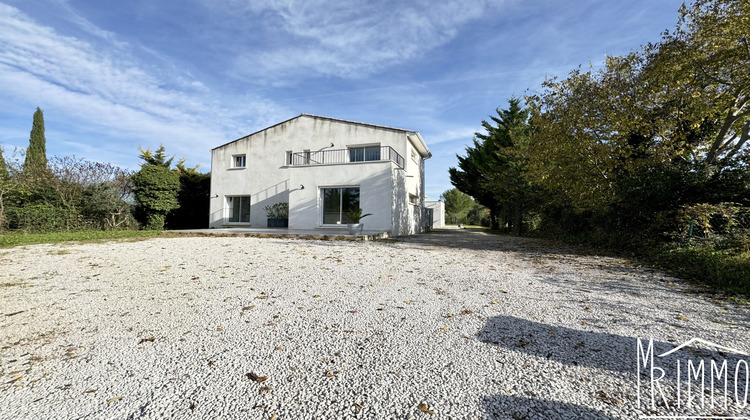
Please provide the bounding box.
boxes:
[23,107,48,175]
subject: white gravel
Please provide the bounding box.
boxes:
[0,229,748,419]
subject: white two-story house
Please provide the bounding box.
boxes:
[209,114,432,235]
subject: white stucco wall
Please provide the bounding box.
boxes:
[209,114,430,233]
[209,128,291,228]
[288,162,395,232]
[425,201,445,228]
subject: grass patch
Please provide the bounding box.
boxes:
[462,225,491,231]
[0,230,163,249]
[652,247,750,296]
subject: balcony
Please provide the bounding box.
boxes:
[289,146,404,168]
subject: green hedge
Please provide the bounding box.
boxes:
[654,247,750,295]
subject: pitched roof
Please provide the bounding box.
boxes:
[212,113,430,158]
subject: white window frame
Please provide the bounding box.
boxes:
[320,186,361,226]
[226,195,251,223]
[232,154,246,169]
[347,143,381,162]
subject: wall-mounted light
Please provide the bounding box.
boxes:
[210,194,219,198]
[300,185,305,190]
[330,142,334,147]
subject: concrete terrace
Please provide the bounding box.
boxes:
[169,227,392,241]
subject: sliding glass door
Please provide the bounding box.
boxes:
[227,196,251,223]
[321,187,360,224]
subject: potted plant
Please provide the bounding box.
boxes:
[344,208,372,235]
[265,202,289,227]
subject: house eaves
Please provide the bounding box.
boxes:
[407,132,431,159]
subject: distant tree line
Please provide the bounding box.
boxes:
[0,108,210,232]
[439,188,489,226]
[450,0,750,291]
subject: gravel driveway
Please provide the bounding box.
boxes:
[1,229,748,419]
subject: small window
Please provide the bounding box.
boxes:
[411,149,418,163]
[286,151,293,165]
[409,194,418,206]
[233,154,246,168]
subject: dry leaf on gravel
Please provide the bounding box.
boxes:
[594,390,623,406]
[138,337,155,344]
[417,402,435,414]
[246,372,268,383]
[106,396,124,404]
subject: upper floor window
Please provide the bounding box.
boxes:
[411,149,418,163]
[349,145,381,162]
[233,154,246,168]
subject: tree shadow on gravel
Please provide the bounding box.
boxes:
[477,315,750,418]
[477,315,674,374]
[480,394,619,420]
[394,228,631,264]
[397,228,561,253]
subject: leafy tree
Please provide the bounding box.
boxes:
[81,175,136,230]
[0,143,8,182]
[23,107,48,177]
[138,145,174,168]
[519,0,750,248]
[476,98,532,233]
[166,160,210,229]
[132,146,180,230]
[47,156,135,229]
[0,143,11,228]
[449,138,499,227]
[644,0,750,167]
[450,98,532,232]
[440,188,475,224]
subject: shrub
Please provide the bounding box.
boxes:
[264,202,289,219]
[655,247,750,295]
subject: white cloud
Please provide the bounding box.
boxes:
[222,0,506,81]
[47,0,128,48]
[0,3,290,168]
[425,127,478,146]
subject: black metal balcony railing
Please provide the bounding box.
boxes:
[290,146,405,168]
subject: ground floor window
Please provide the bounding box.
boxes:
[227,196,251,223]
[321,187,360,224]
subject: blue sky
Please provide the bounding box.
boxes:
[0,0,684,200]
